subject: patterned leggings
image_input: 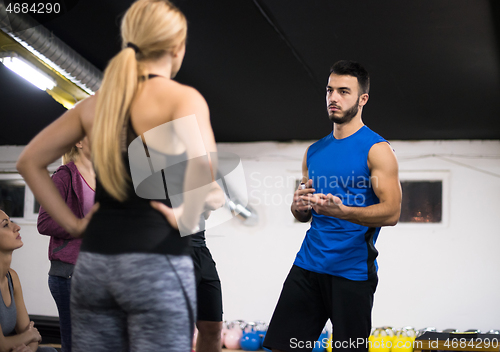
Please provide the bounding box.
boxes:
[71,252,196,352]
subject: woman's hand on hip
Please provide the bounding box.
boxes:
[71,203,100,238]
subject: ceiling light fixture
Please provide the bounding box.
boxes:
[0,3,102,98]
[0,52,56,91]
[9,34,95,95]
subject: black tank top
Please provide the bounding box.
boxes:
[81,76,191,255]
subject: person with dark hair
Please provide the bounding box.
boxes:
[0,209,58,352]
[37,137,95,352]
[329,60,370,95]
[263,60,402,352]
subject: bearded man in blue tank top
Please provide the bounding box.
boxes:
[263,61,402,352]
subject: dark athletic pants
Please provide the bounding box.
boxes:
[191,246,223,322]
[263,265,378,352]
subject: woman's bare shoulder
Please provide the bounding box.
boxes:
[73,94,97,111]
[150,79,205,104]
[7,268,21,289]
[73,94,98,135]
[169,82,208,113]
[140,79,209,119]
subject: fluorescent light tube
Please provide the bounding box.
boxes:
[0,55,56,91]
[10,35,95,95]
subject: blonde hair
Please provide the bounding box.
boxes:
[62,145,79,165]
[92,0,187,202]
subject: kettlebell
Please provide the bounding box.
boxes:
[369,327,394,352]
[241,322,261,351]
[261,332,271,352]
[326,333,333,352]
[255,321,268,349]
[225,320,244,350]
[312,329,329,352]
[392,328,416,352]
[220,321,228,348]
[416,327,436,338]
[382,327,396,341]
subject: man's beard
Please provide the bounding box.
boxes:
[328,96,360,124]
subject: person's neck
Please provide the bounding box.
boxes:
[143,55,174,79]
[74,157,96,189]
[0,252,13,279]
[74,157,94,177]
[332,114,364,140]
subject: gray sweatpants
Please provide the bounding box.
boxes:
[71,252,196,352]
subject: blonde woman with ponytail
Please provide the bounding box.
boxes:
[17,1,222,351]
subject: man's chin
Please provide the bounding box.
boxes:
[328,112,337,121]
[328,115,348,124]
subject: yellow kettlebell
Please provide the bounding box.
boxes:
[369,327,395,352]
[326,333,333,352]
[391,327,416,352]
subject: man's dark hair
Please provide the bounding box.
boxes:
[330,60,370,95]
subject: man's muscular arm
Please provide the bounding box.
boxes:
[304,142,401,227]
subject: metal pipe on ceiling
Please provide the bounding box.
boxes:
[0,3,102,93]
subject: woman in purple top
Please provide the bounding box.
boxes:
[37,137,95,352]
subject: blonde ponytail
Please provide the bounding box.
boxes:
[92,49,138,202]
[91,0,187,202]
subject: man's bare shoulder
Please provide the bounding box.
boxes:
[368,141,398,171]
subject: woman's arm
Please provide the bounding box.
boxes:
[0,328,34,352]
[203,181,225,212]
[17,97,97,237]
[175,89,218,234]
[0,325,33,352]
[0,270,41,352]
[11,344,34,352]
[151,87,217,235]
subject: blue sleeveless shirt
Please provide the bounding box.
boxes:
[0,272,17,336]
[294,126,388,281]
